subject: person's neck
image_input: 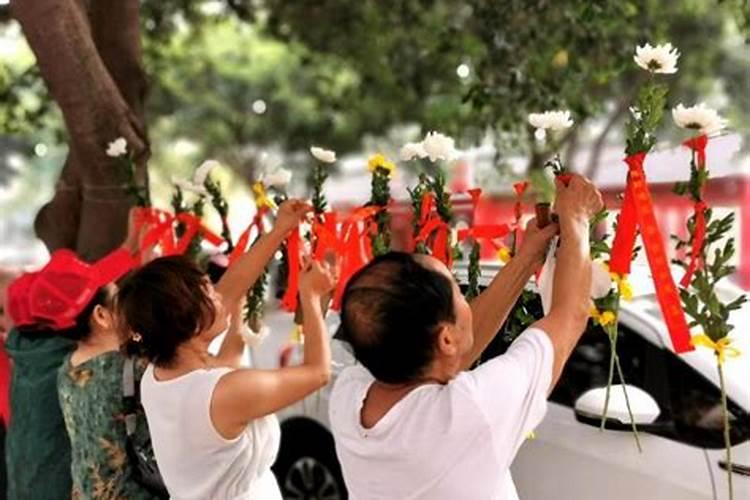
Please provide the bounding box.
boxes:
[72,330,120,366]
[154,338,213,380]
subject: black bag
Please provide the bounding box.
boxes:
[122,357,170,499]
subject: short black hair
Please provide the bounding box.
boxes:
[337,251,457,384]
[116,256,217,367]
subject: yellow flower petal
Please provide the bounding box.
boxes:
[497,247,512,263]
[368,153,396,177]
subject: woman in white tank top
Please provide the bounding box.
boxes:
[116,200,338,500]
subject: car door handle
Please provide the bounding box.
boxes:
[719,461,750,477]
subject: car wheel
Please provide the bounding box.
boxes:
[273,418,347,500]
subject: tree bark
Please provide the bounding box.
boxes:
[10,0,149,261]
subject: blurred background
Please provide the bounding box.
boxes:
[1,0,749,283]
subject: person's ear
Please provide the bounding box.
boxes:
[435,324,459,357]
[91,304,114,330]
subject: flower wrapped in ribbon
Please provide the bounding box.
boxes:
[671,103,728,288]
[672,108,744,500]
[609,42,693,354]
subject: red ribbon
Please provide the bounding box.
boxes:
[280,228,302,312]
[609,152,693,353]
[680,135,710,288]
[684,134,708,169]
[228,208,269,265]
[137,208,224,258]
[681,201,707,288]
[415,193,453,267]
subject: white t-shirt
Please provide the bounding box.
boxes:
[329,327,553,500]
[141,365,282,500]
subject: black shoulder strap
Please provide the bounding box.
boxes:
[122,356,137,437]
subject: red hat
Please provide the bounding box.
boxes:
[7,248,138,331]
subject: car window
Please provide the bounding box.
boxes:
[546,321,750,448]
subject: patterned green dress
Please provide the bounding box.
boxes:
[58,351,158,500]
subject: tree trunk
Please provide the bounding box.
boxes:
[10,0,149,261]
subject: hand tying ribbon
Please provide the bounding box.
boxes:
[609,152,693,353]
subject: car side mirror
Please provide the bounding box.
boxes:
[574,384,660,428]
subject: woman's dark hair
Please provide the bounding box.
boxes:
[116,256,217,367]
[337,251,457,384]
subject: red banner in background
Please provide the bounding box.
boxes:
[280,228,302,312]
[609,152,693,353]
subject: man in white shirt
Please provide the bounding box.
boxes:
[329,175,603,499]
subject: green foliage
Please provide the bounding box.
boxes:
[171,185,205,261]
[204,176,234,253]
[245,265,269,329]
[369,167,392,257]
[465,242,481,300]
[625,81,669,155]
[311,163,329,214]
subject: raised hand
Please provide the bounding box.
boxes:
[300,258,339,300]
[517,217,559,267]
[555,174,604,222]
[275,199,313,235]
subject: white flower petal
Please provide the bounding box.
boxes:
[672,103,727,135]
[591,262,613,299]
[241,325,270,348]
[193,159,220,186]
[399,142,428,161]
[534,128,547,142]
[264,168,293,188]
[634,42,680,74]
[421,131,458,162]
[106,137,128,158]
[527,110,574,131]
[310,146,337,164]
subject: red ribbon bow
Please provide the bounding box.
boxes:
[415,192,453,267]
[609,152,693,353]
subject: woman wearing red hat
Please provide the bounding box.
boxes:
[4,210,149,500]
[116,199,337,500]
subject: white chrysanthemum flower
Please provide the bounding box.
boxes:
[672,103,727,135]
[422,131,458,162]
[172,176,208,196]
[528,110,573,142]
[194,159,220,186]
[310,146,336,163]
[264,168,293,188]
[634,43,680,74]
[528,110,574,131]
[241,325,270,348]
[399,141,428,161]
[591,261,613,299]
[106,137,128,158]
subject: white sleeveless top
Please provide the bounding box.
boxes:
[141,365,282,500]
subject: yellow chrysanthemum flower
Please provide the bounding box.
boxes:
[497,247,512,263]
[368,153,396,177]
[608,270,634,302]
[590,306,616,327]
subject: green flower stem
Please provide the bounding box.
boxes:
[614,352,642,453]
[718,360,734,500]
[601,327,618,431]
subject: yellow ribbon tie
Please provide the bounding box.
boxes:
[252,182,278,211]
[691,335,741,364]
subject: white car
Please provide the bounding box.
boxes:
[252,265,750,500]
